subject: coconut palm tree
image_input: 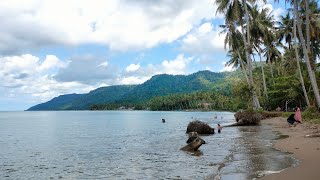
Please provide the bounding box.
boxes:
[226,49,250,85]
[220,22,250,85]
[301,1,320,70]
[216,0,263,109]
[274,0,317,108]
[273,1,311,107]
[243,0,263,109]
[294,0,320,109]
[250,5,275,100]
[292,10,311,106]
[276,12,294,49]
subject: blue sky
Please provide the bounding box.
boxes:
[0,0,287,111]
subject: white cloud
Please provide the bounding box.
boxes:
[220,61,236,72]
[38,55,67,71]
[0,0,218,54]
[98,61,109,67]
[126,64,140,72]
[120,76,150,85]
[54,55,117,84]
[161,54,193,75]
[120,54,193,84]
[0,54,97,103]
[181,22,226,55]
[258,2,284,21]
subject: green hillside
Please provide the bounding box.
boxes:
[27,70,227,110]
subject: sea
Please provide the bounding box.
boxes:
[0,111,296,179]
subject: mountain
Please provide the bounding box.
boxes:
[27,85,136,110]
[27,70,227,110]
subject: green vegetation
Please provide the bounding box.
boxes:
[301,107,320,123]
[213,0,320,115]
[28,1,320,120]
[28,71,228,110]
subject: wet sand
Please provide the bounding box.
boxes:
[261,117,320,180]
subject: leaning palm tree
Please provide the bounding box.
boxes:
[220,21,250,85]
[291,9,311,106]
[216,0,263,109]
[250,5,275,100]
[226,49,250,85]
[301,0,320,70]
[243,0,263,109]
[274,0,320,110]
[274,3,310,107]
[294,0,320,109]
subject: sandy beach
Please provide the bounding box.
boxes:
[261,117,320,180]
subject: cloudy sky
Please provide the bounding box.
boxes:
[0,0,286,110]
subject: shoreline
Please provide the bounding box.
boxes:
[261,117,320,180]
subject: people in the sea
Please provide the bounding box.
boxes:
[217,124,222,133]
[162,118,165,123]
[214,113,217,119]
[294,107,302,124]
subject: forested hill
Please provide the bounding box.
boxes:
[27,70,227,110]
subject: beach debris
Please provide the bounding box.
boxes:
[305,134,320,138]
[186,120,215,134]
[186,132,200,143]
[180,137,206,151]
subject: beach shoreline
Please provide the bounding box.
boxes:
[260,117,320,180]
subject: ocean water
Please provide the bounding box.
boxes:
[0,111,296,179]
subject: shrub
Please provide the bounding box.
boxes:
[302,107,320,124]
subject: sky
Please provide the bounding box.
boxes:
[0,0,286,111]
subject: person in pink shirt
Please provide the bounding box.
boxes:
[294,107,302,124]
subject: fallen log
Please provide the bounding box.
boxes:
[180,137,206,151]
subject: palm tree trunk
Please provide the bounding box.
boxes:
[237,51,250,85]
[305,0,315,70]
[258,48,268,100]
[293,13,311,107]
[267,50,275,85]
[294,0,320,109]
[242,0,261,109]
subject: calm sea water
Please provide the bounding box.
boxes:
[0,111,296,179]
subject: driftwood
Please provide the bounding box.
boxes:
[180,137,206,151]
[186,120,215,134]
[224,122,245,127]
[305,134,320,138]
[186,132,200,143]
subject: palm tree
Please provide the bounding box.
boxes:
[250,5,275,100]
[294,0,320,109]
[220,22,250,85]
[291,6,311,106]
[226,49,250,85]
[243,0,263,109]
[276,12,294,49]
[216,0,263,109]
[274,1,311,107]
[275,0,320,109]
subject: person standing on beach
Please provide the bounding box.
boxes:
[294,107,302,123]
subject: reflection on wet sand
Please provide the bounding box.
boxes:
[214,125,296,180]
